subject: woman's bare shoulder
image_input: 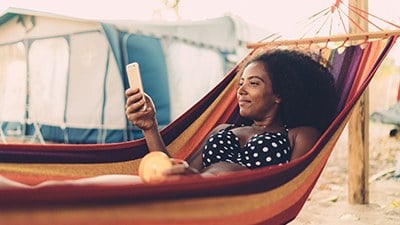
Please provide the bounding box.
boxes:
[288,126,322,159]
[289,126,321,137]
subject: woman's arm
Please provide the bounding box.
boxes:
[289,126,321,160]
[163,124,243,177]
[127,90,247,177]
[200,162,249,176]
[125,88,169,156]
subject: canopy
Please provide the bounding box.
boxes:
[0,7,267,144]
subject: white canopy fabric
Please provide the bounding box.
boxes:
[0,8,270,143]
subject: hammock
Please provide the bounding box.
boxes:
[0,33,397,224]
[1,0,400,222]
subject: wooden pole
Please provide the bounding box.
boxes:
[246,30,400,48]
[348,0,369,204]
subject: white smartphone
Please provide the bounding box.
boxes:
[126,62,146,111]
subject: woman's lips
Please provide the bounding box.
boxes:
[238,99,251,107]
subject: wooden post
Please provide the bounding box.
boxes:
[348,0,369,204]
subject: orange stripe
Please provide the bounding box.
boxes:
[0,159,141,177]
[171,77,238,159]
[0,38,396,225]
[347,39,386,99]
[0,125,345,225]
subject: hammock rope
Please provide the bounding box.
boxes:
[259,0,399,45]
[0,2,399,225]
[347,3,400,30]
[0,33,397,225]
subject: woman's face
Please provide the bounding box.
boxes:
[237,61,280,120]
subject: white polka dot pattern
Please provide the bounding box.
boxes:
[202,125,292,169]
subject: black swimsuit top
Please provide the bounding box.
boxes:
[202,125,292,169]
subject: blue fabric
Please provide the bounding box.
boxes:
[2,123,126,144]
[101,23,124,75]
[122,33,171,139]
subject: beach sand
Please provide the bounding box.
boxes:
[290,122,400,225]
[289,54,400,225]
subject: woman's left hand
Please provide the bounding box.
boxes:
[163,160,200,178]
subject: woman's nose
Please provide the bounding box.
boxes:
[237,84,246,95]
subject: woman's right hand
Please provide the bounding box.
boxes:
[125,88,157,131]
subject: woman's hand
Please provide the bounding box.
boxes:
[162,161,248,178]
[201,162,249,176]
[163,159,200,178]
[125,88,157,131]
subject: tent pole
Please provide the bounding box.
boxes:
[348,0,369,205]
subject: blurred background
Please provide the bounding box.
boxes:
[0,0,399,144]
[1,0,399,37]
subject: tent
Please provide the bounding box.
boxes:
[0,8,267,144]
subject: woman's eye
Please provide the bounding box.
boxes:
[238,79,260,87]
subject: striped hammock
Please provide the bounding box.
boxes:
[0,35,398,225]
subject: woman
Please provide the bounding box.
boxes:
[125,49,338,177]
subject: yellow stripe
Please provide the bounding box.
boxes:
[0,118,349,225]
[167,76,238,156]
[0,159,141,177]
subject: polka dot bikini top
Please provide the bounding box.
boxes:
[202,124,292,169]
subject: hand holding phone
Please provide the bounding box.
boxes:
[126,62,147,111]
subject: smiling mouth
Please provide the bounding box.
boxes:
[238,100,251,106]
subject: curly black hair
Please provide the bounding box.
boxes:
[244,49,339,132]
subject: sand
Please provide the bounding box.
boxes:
[290,122,400,225]
[290,55,400,225]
